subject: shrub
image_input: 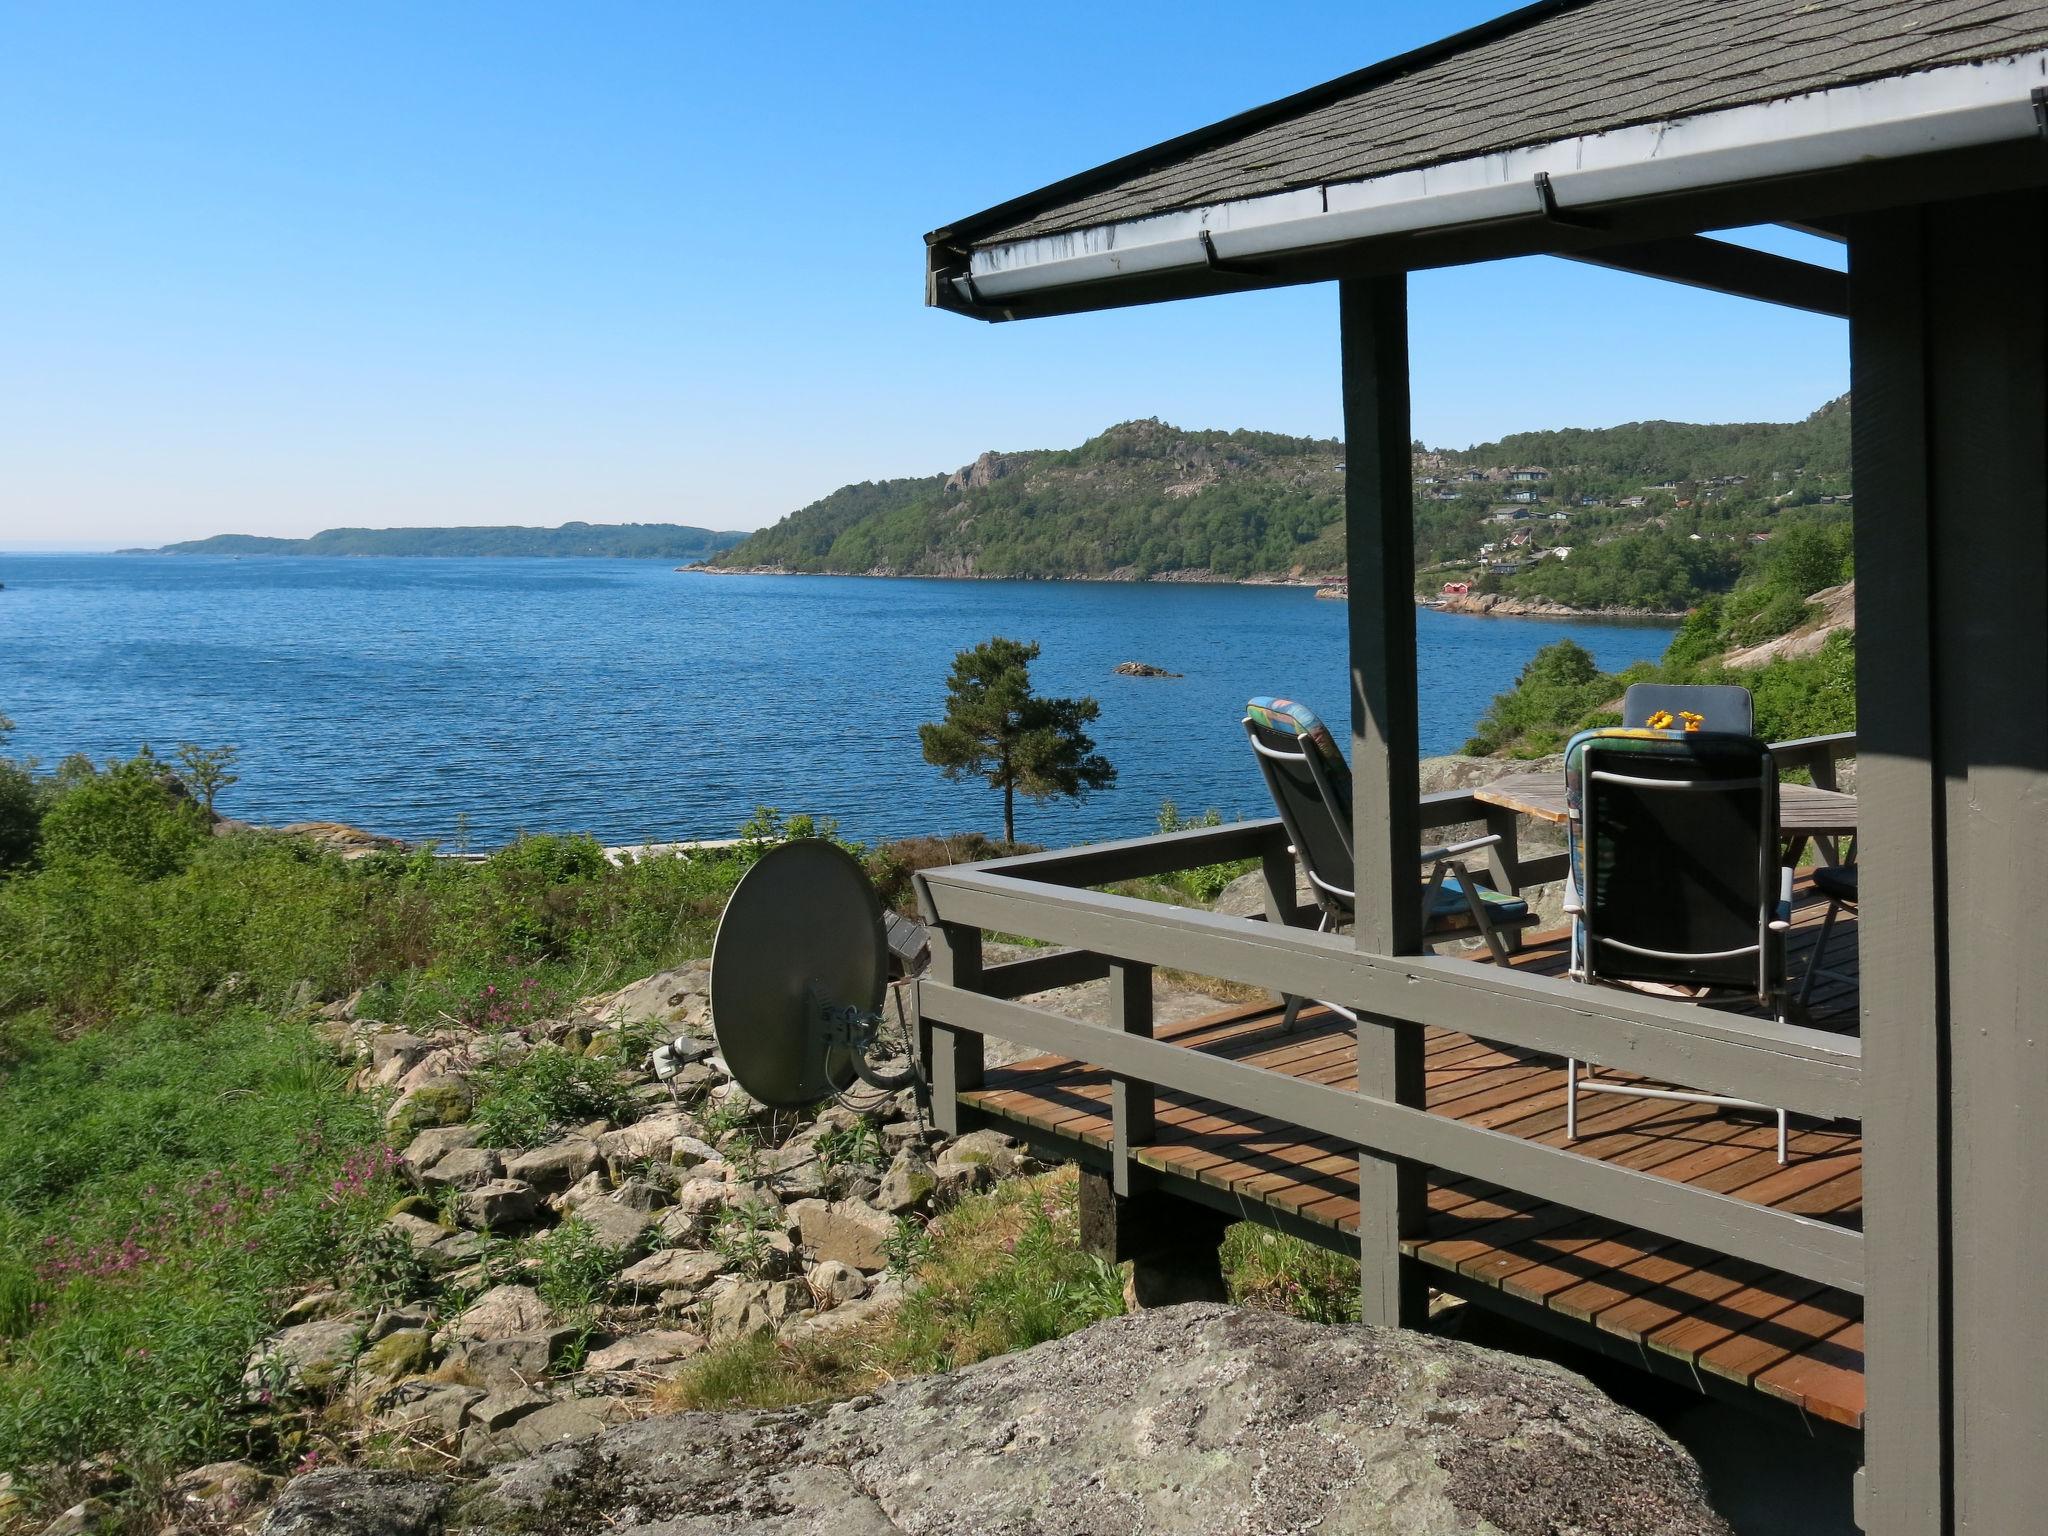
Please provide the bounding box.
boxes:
[36,754,210,880]
[470,1045,628,1151]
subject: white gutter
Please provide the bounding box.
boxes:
[959,50,2048,302]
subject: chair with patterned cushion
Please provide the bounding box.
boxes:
[1243,696,1535,1027]
[1561,725,1796,1160]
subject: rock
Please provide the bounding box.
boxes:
[449,1285,557,1343]
[244,1316,362,1399]
[706,1278,808,1341]
[399,1122,479,1171]
[384,1212,460,1263]
[874,1148,935,1214]
[384,1077,474,1144]
[371,1379,482,1439]
[454,1333,573,1390]
[942,1128,1023,1174]
[468,1387,550,1432]
[500,1398,612,1458]
[657,1177,734,1238]
[417,1146,503,1192]
[1112,660,1182,677]
[37,1499,112,1536]
[580,963,711,1034]
[458,1179,540,1230]
[595,1112,696,1167]
[806,1260,867,1309]
[759,1139,828,1199]
[566,1199,653,1256]
[610,1177,668,1213]
[929,1153,994,1207]
[554,1170,607,1212]
[584,1330,705,1374]
[783,1275,906,1344]
[364,1303,438,1343]
[256,1467,449,1536]
[615,1247,728,1299]
[168,1459,280,1525]
[279,1286,353,1325]
[792,1198,896,1273]
[283,1306,1729,1535]
[353,1328,435,1385]
[505,1138,600,1195]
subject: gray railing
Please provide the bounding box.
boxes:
[912,731,1863,1295]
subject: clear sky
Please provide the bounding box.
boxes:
[0,1,1849,546]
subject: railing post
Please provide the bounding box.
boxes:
[1108,959,1154,1197]
[1260,837,1299,927]
[925,920,984,1137]
[1341,272,1429,1331]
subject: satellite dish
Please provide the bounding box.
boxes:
[710,839,922,1109]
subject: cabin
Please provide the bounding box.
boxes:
[912,4,2048,1531]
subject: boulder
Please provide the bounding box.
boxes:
[243,1316,362,1399]
[506,1139,601,1196]
[454,1333,574,1390]
[759,1139,828,1200]
[874,1148,935,1214]
[580,963,711,1034]
[257,1468,449,1536]
[706,1278,808,1341]
[167,1460,279,1527]
[448,1286,557,1343]
[467,1387,550,1432]
[657,1178,734,1239]
[418,1146,503,1192]
[384,1077,475,1144]
[806,1260,867,1309]
[615,1247,729,1300]
[567,1199,654,1256]
[401,1124,480,1173]
[266,1307,1731,1536]
[458,1179,540,1231]
[583,1331,705,1374]
[942,1128,1024,1175]
[596,1112,696,1167]
[352,1328,435,1387]
[610,1178,668,1213]
[371,1380,481,1439]
[792,1198,896,1273]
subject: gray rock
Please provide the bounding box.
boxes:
[506,1138,601,1195]
[448,1285,557,1342]
[468,1387,550,1432]
[806,1259,867,1308]
[615,1246,728,1299]
[364,1304,437,1344]
[942,1127,1023,1175]
[243,1315,362,1398]
[583,1330,705,1374]
[417,1145,502,1192]
[579,963,711,1034]
[453,1331,576,1390]
[372,1380,481,1438]
[874,1147,935,1214]
[167,1459,279,1526]
[929,1152,994,1207]
[610,1177,668,1213]
[566,1198,654,1256]
[596,1112,696,1167]
[759,1139,828,1199]
[792,1197,896,1273]
[502,1398,613,1457]
[370,1030,432,1073]
[458,1178,540,1230]
[38,1499,113,1536]
[258,1467,450,1536]
[268,1307,1730,1536]
[706,1278,808,1341]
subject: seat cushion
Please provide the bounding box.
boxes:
[1426,876,1529,925]
[1811,863,1859,903]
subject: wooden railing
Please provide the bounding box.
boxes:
[912,731,1863,1295]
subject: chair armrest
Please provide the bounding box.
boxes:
[1419,833,1501,864]
[1769,867,1794,932]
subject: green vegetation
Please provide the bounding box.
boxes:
[469,1044,631,1151]
[920,638,1116,844]
[716,402,1853,614]
[152,521,745,560]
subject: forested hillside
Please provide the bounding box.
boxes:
[153,522,745,560]
[713,401,1853,612]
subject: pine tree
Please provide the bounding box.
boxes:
[918,638,1116,844]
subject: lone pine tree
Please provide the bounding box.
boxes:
[919,637,1116,844]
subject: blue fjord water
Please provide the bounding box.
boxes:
[0,555,1673,847]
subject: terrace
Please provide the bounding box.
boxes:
[902,4,2048,1529]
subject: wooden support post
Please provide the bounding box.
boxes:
[1340,274,1428,1330]
[925,921,984,1137]
[1848,206,1948,1536]
[1260,840,1299,927]
[1108,959,1154,1197]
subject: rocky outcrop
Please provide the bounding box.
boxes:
[1112,660,1182,678]
[1433,592,1685,620]
[259,1306,1731,1536]
[944,450,1010,494]
[1723,579,1856,669]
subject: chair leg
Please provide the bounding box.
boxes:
[1798,900,1843,1006]
[1565,1058,1579,1143]
[1776,1107,1789,1165]
[1281,994,1302,1033]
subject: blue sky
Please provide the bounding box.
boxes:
[0,1,1849,545]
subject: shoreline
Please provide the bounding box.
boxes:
[686,562,1677,621]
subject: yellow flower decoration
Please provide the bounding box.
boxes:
[1647,709,1674,729]
[1679,710,1705,732]
[1646,708,1706,732]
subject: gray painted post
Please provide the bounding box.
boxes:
[1920,192,2048,1536]
[1108,959,1155,1197]
[1848,207,1948,1536]
[1340,274,1428,1329]
[926,921,984,1137]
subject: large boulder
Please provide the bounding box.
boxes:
[260,1306,1731,1536]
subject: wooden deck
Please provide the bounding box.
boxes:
[959,876,1864,1432]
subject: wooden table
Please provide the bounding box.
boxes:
[1474,772,1858,862]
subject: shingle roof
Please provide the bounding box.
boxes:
[951,0,2048,249]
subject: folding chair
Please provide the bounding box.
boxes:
[1244,697,1536,1027]
[1562,726,1797,1161]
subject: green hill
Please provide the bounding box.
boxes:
[712,402,1852,603]
[151,521,746,561]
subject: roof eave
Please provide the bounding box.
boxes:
[930,51,2048,322]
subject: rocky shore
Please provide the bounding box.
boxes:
[1426,591,1685,621]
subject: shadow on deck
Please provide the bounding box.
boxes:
[959,873,1864,1432]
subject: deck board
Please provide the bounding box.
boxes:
[959,875,1864,1430]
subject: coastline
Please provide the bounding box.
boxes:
[684,562,1675,620]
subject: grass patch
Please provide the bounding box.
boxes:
[469,1044,629,1151]
[1221,1224,1361,1325]
[0,1011,399,1488]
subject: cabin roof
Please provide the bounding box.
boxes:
[929,0,2048,315]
